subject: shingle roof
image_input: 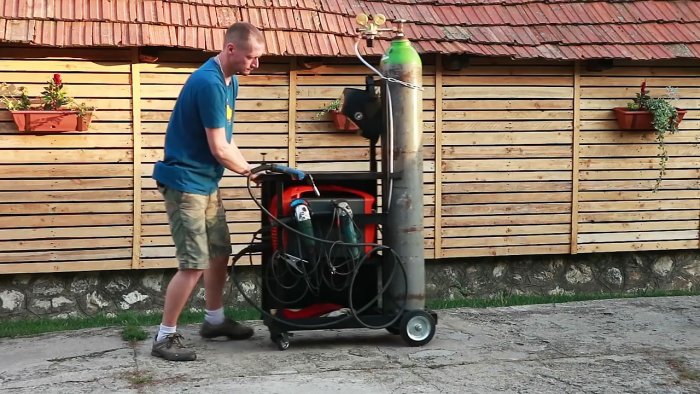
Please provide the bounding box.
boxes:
[1,0,700,60]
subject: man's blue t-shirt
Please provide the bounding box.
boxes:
[152,57,238,195]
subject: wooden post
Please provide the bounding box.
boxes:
[570,61,581,254]
[131,50,143,269]
[434,54,444,259]
[288,58,298,167]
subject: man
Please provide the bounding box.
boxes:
[150,22,265,361]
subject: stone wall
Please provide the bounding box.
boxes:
[1,250,698,320]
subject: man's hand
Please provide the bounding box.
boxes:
[248,164,262,185]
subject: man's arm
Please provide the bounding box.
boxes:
[205,127,252,176]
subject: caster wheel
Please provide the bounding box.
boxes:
[400,310,436,347]
[276,332,290,351]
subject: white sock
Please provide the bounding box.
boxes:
[156,324,176,342]
[205,307,225,325]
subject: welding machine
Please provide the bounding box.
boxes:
[230,15,437,350]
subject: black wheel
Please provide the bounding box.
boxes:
[276,332,290,351]
[399,310,436,347]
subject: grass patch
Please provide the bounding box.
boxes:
[123,370,155,387]
[121,325,149,342]
[0,307,259,339]
[426,289,699,310]
[1,290,697,339]
[668,359,700,382]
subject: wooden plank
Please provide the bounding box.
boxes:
[288,60,297,167]
[581,144,700,158]
[580,131,700,144]
[443,110,573,121]
[578,230,698,244]
[442,203,571,216]
[442,234,570,248]
[0,202,133,215]
[131,58,143,270]
[579,190,700,201]
[0,149,133,164]
[0,164,133,178]
[580,179,700,191]
[0,260,132,274]
[0,59,131,72]
[580,170,700,182]
[442,133,572,147]
[434,54,443,259]
[0,214,133,229]
[443,75,573,86]
[443,192,571,204]
[0,178,131,191]
[0,72,130,84]
[0,190,133,202]
[443,99,573,110]
[444,159,572,172]
[443,171,572,182]
[577,240,699,253]
[442,181,572,193]
[579,200,699,212]
[443,86,572,99]
[0,248,132,263]
[442,224,571,237]
[0,237,132,251]
[580,158,700,170]
[579,210,699,222]
[0,226,132,240]
[444,145,571,159]
[441,244,570,258]
[442,120,572,132]
[571,61,581,254]
[442,214,572,227]
[579,221,700,233]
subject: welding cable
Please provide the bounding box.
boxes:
[231,241,407,330]
[229,179,409,330]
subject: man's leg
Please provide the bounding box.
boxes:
[203,255,228,312]
[152,185,210,361]
[199,188,253,340]
[162,269,203,327]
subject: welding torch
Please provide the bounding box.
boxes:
[250,163,320,196]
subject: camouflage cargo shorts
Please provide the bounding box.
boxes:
[157,183,232,270]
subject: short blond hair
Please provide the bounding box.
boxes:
[224,22,264,49]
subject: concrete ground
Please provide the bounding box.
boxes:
[1,296,698,393]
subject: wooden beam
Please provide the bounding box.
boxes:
[570,61,581,254]
[288,58,297,167]
[434,54,443,259]
[131,50,143,269]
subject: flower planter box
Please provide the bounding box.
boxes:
[10,110,93,132]
[613,107,686,131]
[331,110,359,131]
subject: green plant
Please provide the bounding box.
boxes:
[626,81,681,191]
[0,83,31,110]
[314,98,341,119]
[0,73,95,114]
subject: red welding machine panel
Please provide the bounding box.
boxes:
[268,185,376,253]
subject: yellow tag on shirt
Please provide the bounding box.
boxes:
[226,105,233,122]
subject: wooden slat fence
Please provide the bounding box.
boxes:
[0,48,698,273]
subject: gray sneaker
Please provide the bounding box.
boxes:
[151,333,196,361]
[200,318,254,340]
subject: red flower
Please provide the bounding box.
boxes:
[53,73,62,86]
[641,80,647,95]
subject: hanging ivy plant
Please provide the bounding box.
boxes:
[624,82,681,191]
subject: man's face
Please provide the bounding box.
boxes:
[226,40,264,75]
